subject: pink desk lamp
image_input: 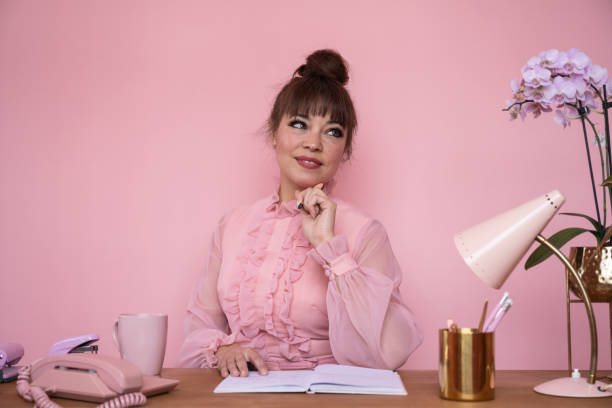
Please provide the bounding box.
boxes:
[454,190,611,398]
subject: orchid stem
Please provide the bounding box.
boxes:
[603,85,612,224]
[591,119,607,230]
[502,100,534,111]
[583,94,612,236]
[578,101,603,240]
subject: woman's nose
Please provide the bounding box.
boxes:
[303,130,322,151]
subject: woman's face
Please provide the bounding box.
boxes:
[273,113,347,195]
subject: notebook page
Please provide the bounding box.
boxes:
[312,364,401,388]
[214,369,314,393]
[310,364,407,394]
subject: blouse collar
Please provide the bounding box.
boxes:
[265,190,300,217]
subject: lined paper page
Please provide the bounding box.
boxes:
[311,364,407,395]
[214,369,313,393]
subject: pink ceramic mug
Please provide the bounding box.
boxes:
[112,313,167,375]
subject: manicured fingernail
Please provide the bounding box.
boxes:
[297,203,303,209]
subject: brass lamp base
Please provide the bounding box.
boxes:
[533,377,612,398]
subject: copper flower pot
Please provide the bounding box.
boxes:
[568,247,612,302]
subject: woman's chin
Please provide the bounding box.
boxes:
[296,179,328,189]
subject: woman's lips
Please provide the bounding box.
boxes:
[295,156,322,169]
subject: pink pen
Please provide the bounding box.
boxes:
[485,298,513,332]
[482,292,509,332]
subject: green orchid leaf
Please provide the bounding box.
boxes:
[525,227,592,270]
[560,212,604,236]
[587,229,602,240]
[601,175,612,187]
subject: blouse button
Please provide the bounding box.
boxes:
[322,263,332,278]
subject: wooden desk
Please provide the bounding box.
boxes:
[1,369,611,407]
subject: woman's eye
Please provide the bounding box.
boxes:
[289,120,306,129]
[327,128,344,138]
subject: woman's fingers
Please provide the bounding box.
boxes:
[245,348,269,375]
[218,359,229,378]
[226,358,240,377]
[216,344,269,378]
[303,187,329,218]
[303,192,319,217]
[299,184,325,217]
[235,353,249,377]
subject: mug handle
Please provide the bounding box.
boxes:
[112,319,120,354]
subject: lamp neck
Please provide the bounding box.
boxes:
[534,234,598,384]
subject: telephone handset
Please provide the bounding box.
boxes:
[18,353,178,405]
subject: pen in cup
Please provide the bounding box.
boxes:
[484,298,513,332]
[482,291,509,332]
[477,300,488,333]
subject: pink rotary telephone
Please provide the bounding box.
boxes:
[17,353,178,407]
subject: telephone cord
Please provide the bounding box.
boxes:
[16,366,61,408]
[98,392,147,408]
[16,365,147,408]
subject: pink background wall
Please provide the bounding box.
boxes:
[2,0,612,371]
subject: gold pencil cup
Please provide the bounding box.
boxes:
[439,328,495,401]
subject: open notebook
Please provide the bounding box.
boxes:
[213,364,407,395]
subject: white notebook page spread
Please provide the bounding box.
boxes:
[213,364,407,395]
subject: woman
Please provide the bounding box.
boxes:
[178,49,422,377]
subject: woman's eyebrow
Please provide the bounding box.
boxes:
[292,114,343,127]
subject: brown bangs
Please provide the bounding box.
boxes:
[268,76,357,159]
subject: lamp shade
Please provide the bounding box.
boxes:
[454,191,564,289]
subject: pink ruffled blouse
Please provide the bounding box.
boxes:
[177,192,422,370]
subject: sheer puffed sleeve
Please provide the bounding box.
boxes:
[308,219,422,370]
[177,216,236,368]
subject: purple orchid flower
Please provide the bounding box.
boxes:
[524,84,551,104]
[586,64,608,89]
[538,49,561,70]
[562,48,591,76]
[571,75,588,98]
[550,76,577,105]
[583,90,599,111]
[522,65,552,87]
[554,108,571,128]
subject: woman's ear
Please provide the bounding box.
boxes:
[271,134,277,148]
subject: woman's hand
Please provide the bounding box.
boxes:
[215,343,268,377]
[295,183,336,247]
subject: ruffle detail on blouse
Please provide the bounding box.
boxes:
[222,209,277,339]
[262,215,311,361]
[223,191,313,362]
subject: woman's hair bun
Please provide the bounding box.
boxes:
[295,49,349,86]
